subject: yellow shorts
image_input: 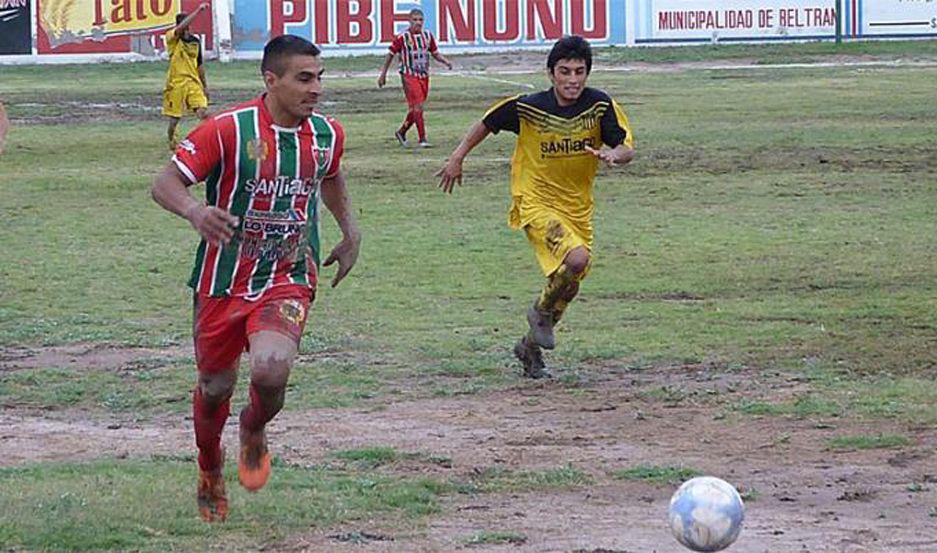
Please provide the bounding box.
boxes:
[162,81,208,118]
[523,210,592,277]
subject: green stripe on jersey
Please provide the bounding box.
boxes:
[307,115,336,267]
[187,164,222,289]
[212,109,257,295]
[249,130,298,294]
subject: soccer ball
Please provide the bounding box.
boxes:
[668,476,745,552]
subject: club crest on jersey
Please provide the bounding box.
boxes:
[247,139,269,161]
[179,139,197,155]
[279,300,306,326]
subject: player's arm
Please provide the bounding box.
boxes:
[435,121,491,194]
[427,34,451,69]
[171,2,208,38]
[587,97,636,167]
[436,95,517,193]
[320,170,362,288]
[152,164,238,246]
[377,53,394,88]
[378,36,402,88]
[585,143,634,167]
[198,45,209,99]
[431,50,452,70]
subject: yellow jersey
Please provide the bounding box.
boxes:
[164,29,203,88]
[483,87,634,233]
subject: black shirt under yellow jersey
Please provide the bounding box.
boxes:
[482,87,634,231]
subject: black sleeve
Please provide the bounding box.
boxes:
[600,99,628,147]
[482,96,520,135]
[197,42,203,67]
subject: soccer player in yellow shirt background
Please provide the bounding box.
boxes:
[437,36,635,379]
[163,3,210,151]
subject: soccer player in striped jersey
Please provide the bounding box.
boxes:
[152,35,361,522]
[163,3,210,151]
[377,8,452,148]
[437,36,635,379]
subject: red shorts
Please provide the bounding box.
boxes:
[402,74,429,107]
[193,284,312,373]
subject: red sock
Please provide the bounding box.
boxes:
[193,387,229,472]
[400,111,414,135]
[414,110,426,142]
[239,382,278,433]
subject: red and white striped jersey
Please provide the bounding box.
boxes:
[389,30,438,77]
[172,94,344,298]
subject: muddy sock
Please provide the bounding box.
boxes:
[414,111,426,142]
[239,383,285,433]
[193,387,230,472]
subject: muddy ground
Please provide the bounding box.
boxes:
[2,344,934,552]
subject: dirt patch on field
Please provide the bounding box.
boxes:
[0,343,190,373]
[2,355,934,552]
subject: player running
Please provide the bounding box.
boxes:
[436,36,635,379]
[377,8,452,148]
[163,3,210,151]
[151,35,361,522]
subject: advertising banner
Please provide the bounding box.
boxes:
[35,0,214,55]
[634,0,837,44]
[860,0,937,38]
[0,0,32,55]
[232,0,628,55]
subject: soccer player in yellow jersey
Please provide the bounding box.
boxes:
[163,3,210,151]
[437,36,635,378]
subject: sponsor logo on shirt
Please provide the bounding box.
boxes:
[245,176,316,197]
[539,137,596,157]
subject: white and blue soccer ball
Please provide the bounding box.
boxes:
[668,476,745,552]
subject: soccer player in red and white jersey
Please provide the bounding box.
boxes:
[378,8,452,148]
[151,35,361,522]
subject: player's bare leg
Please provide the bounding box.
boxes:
[238,330,296,491]
[194,368,236,522]
[167,116,181,151]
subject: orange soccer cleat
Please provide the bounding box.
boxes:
[238,425,272,492]
[197,466,229,522]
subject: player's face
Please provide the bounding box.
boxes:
[409,13,424,33]
[549,58,589,106]
[267,55,324,121]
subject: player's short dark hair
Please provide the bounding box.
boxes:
[409,8,424,17]
[175,13,187,25]
[547,35,593,74]
[261,35,321,76]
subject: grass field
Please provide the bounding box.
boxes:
[0,41,935,551]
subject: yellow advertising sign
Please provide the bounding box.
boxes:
[40,0,180,41]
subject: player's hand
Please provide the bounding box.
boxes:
[323,232,361,288]
[377,73,386,88]
[585,145,619,167]
[203,88,210,101]
[435,157,463,194]
[187,204,239,247]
